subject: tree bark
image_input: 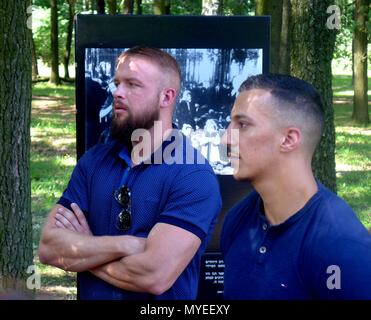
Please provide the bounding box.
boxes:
[63,0,75,80]
[255,0,268,15]
[123,0,134,14]
[0,0,33,295]
[97,0,105,14]
[352,0,369,124]
[291,0,337,192]
[31,36,39,81]
[107,0,116,14]
[136,0,142,15]
[84,0,90,11]
[255,0,283,73]
[50,0,60,85]
[153,0,170,15]
[278,0,291,74]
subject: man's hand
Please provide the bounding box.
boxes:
[55,203,92,236]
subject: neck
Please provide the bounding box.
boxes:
[253,162,318,225]
[131,117,173,166]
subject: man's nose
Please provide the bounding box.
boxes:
[113,84,125,99]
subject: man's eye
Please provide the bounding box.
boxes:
[239,122,249,129]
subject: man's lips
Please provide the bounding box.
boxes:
[114,101,128,111]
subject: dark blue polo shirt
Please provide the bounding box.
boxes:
[58,132,222,300]
[221,182,371,300]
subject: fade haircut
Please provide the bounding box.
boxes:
[117,46,181,93]
[239,74,325,155]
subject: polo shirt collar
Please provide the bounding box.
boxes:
[257,180,323,231]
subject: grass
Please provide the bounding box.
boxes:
[332,74,371,229]
[30,75,371,299]
[31,82,77,299]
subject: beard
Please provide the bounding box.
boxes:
[110,102,160,151]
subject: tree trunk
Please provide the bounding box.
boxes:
[352,0,369,124]
[153,0,169,14]
[63,0,75,80]
[107,0,116,14]
[255,0,283,73]
[255,0,268,15]
[84,0,90,11]
[202,0,222,15]
[97,0,105,14]
[278,0,291,74]
[123,0,134,14]
[0,0,33,296]
[50,0,60,85]
[291,0,337,192]
[136,0,142,15]
[31,36,39,81]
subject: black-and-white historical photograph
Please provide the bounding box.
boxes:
[85,48,263,174]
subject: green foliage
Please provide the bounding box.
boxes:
[33,1,75,68]
[334,0,371,67]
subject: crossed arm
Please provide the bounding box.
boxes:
[38,203,201,295]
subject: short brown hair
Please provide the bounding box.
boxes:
[117,46,181,90]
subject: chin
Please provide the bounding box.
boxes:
[232,170,252,182]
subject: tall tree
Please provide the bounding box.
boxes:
[278,0,291,74]
[107,0,117,14]
[202,0,223,15]
[30,0,39,81]
[0,0,33,295]
[123,0,134,14]
[84,0,90,11]
[291,0,337,192]
[50,0,60,84]
[153,0,170,14]
[352,0,369,124]
[97,0,105,14]
[255,0,283,73]
[32,36,39,81]
[136,0,142,14]
[63,0,75,80]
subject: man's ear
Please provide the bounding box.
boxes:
[280,127,301,152]
[160,88,177,108]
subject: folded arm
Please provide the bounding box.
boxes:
[38,203,145,272]
[90,222,201,295]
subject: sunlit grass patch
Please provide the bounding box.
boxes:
[35,261,77,300]
[333,74,371,228]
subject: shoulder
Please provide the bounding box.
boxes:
[77,141,120,168]
[308,184,370,241]
[299,184,371,298]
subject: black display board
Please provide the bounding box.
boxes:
[75,14,270,299]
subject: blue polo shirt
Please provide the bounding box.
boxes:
[58,132,222,300]
[221,182,371,300]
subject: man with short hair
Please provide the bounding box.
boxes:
[39,47,221,300]
[221,74,371,299]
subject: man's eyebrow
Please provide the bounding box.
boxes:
[232,113,254,122]
[114,77,143,83]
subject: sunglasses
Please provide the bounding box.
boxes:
[114,185,132,231]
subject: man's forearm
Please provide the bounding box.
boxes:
[39,228,139,272]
